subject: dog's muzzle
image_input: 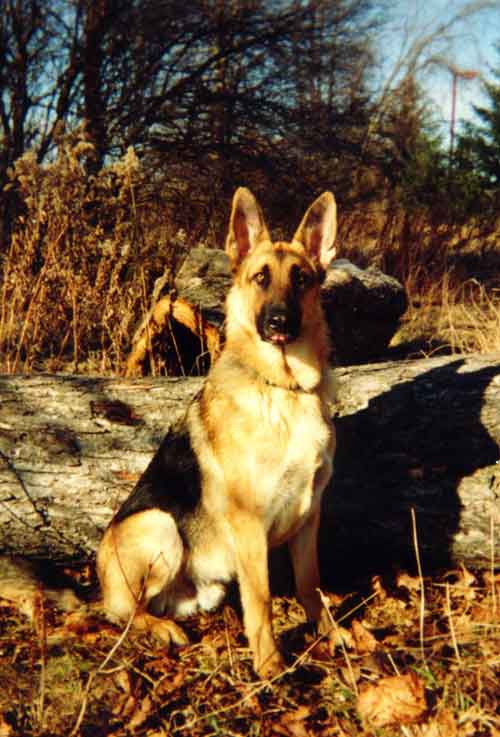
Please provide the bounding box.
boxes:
[257,303,301,345]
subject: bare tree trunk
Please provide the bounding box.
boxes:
[0,354,498,577]
[83,0,109,171]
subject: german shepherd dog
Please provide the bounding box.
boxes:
[97,188,337,678]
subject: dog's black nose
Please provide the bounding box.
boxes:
[267,309,288,333]
[257,303,301,344]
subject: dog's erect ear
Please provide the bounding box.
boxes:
[293,191,337,269]
[225,187,270,268]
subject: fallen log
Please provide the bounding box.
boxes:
[0,354,498,580]
[324,353,500,583]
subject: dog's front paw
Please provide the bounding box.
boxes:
[254,648,285,680]
[150,617,190,647]
[134,612,189,647]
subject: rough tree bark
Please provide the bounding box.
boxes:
[0,354,499,579]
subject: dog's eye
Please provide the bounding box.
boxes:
[253,267,270,288]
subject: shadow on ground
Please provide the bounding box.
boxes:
[323,359,499,587]
[272,359,500,594]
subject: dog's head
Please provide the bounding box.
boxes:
[225,187,337,347]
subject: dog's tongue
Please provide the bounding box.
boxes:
[270,333,288,345]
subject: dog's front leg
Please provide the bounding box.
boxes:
[288,506,331,635]
[227,508,284,679]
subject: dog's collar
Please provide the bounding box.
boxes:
[231,356,317,395]
[263,376,311,394]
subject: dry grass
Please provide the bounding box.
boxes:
[0,561,498,736]
[339,200,500,360]
[392,275,500,358]
[0,133,183,375]
[436,280,500,355]
[1,135,499,375]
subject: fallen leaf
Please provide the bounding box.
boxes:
[351,620,378,654]
[327,625,355,655]
[458,565,476,589]
[48,609,109,644]
[483,570,500,590]
[155,669,185,697]
[397,572,422,592]
[275,706,311,737]
[60,609,100,633]
[128,694,154,731]
[449,565,477,603]
[357,672,427,727]
[451,612,477,644]
[308,639,332,662]
[113,694,136,718]
[470,601,495,624]
[200,631,226,649]
[114,668,132,695]
[421,708,457,737]
[0,715,13,737]
[110,667,137,717]
[340,663,361,687]
[371,575,388,600]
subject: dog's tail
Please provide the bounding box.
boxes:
[0,555,84,621]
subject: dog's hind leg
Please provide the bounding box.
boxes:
[97,508,188,646]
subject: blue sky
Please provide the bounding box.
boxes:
[378,0,500,132]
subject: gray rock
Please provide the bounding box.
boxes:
[174,247,407,365]
[175,245,231,327]
[322,259,407,364]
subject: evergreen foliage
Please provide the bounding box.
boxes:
[458,44,500,191]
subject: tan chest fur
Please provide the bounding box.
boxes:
[246,384,333,544]
[193,372,334,546]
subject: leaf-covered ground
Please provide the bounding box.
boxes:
[0,565,498,736]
